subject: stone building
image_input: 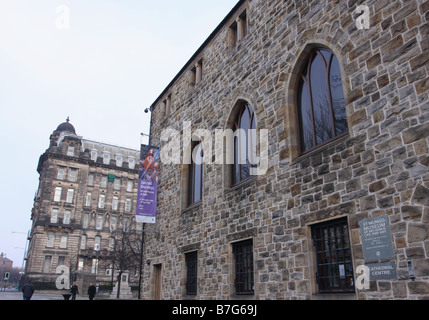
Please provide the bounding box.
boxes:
[0,253,13,271]
[140,0,429,300]
[26,119,141,290]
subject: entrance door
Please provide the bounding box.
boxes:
[153,264,162,300]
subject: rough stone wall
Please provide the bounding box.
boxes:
[142,0,429,300]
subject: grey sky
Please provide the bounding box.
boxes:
[0,0,238,266]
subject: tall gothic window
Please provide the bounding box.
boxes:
[232,102,256,185]
[188,142,203,206]
[298,48,348,153]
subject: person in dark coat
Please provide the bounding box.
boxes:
[70,282,79,300]
[22,281,35,300]
[88,283,96,300]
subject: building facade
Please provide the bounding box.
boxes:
[140,0,429,300]
[26,119,141,290]
[0,253,13,272]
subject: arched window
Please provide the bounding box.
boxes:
[188,142,203,205]
[298,48,348,153]
[232,102,256,185]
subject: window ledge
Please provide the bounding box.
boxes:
[225,176,257,194]
[181,201,203,215]
[230,294,255,300]
[291,134,349,166]
[311,293,356,300]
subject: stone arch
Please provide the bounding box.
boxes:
[179,123,209,211]
[284,40,353,162]
[222,96,260,188]
[226,86,262,131]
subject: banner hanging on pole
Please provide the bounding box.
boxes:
[136,145,159,224]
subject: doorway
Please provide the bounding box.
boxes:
[153,264,162,300]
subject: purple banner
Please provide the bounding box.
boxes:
[136,145,159,224]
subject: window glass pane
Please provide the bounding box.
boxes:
[103,152,110,165]
[127,180,133,192]
[240,105,251,131]
[67,146,74,156]
[116,155,123,167]
[57,167,65,180]
[123,218,130,231]
[60,234,68,248]
[80,235,87,250]
[110,216,117,231]
[69,169,77,182]
[99,194,105,209]
[112,196,119,211]
[43,256,52,273]
[125,198,131,212]
[47,232,55,247]
[193,145,203,203]
[91,150,97,161]
[186,251,198,295]
[128,157,135,169]
[233,135,240,184]
[54,187,62,202]
[298,80,314,152]
[232,103,256,185]
[330,55,348,136]
[83,213,89,228]
[240,106,251,180]
[86,193,91,207]
[101,176,107,188]
[312,218,354,294]
[51,209,59,223]
[66,189,74,203]
[78,259,84,271]
[114,178,121,190]
[233,240,254,295]
[96,215,103,230]
[95,236,101,250]
[320,48,332,64]
[310,53,333,145]
[298,49,348,153]
[64,210,71,224]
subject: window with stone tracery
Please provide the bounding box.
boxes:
[297,48,348,153]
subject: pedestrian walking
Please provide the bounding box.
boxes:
[88,283,96,300]
[70,282,79,300]
[22,281,35,300]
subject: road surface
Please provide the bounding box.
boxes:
[0,288,88,300]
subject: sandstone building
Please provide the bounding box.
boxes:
[26,119,141,290]
[140,0,429,300]
[0,253,13,272]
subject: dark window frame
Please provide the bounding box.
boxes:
[185,251,198,296]
[188,142,203,206]
[232,239,254,296]
[232,102,256,186]
[297,48,348,154]
[311,218,355,294]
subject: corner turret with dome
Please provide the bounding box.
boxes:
[55,117,76,134]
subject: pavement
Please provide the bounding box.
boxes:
[0,288,98,300]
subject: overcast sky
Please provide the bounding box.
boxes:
[0,0,238,266]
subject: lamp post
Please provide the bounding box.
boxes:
[110,230,118,295]
[12,231,30,289]
[138,223,145,300]
[94,244,100,282]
